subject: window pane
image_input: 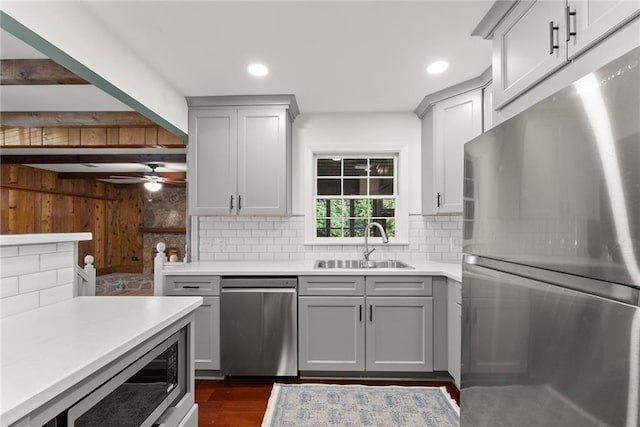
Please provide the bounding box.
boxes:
[372,218,395,237]
[316,219,329,237]
[372,199,395,217]
[329,227,343,237]
[370,178,394,195]
[316,199,327,218]
[345,199,372,218]
[370,158,394,176]
[317,179,341,195]
[345,218,367,237]
[317,158,341,176]
[344,158,368,176]
[343,179,367,195]
[327,199,345,218]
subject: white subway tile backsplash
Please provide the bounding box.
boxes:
[57,242,75,252]
[19,271,58,293]
[0,255,40,278]
[1,292,39,318]
[40,252,74,271]
[40,284,73,307]
[1,240,79,317]
[0,246,19,258]
[57,267,75,285]
[196,214,462,263]
[0,277,19,298]
[19,243,58,256]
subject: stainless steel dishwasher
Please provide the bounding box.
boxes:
[220,277,297,377]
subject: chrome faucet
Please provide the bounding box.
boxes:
[363,222,389,261]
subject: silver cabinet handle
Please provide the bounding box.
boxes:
[238,195,242,211]
[369,305,373,322]
[565,6,576,42]
[229,194,234,211]
[359,305,362,322]
[549,21,559,55]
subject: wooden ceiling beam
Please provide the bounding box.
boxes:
[0,153,186,164]
[0,112,157,128]
[56,171,186,180]
[0,59,89,85]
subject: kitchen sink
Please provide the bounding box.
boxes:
[314,259,414,269]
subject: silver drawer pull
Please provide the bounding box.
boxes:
[181,285,200,289]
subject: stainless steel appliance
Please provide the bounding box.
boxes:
[47,328,187,427]
[461,46,640,427]
[220,277,298,376]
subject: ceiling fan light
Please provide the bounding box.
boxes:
[144,181,162,192]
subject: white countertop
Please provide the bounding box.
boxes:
[0,232,92,246]
[0,296,202,426]
[163,259,462,282]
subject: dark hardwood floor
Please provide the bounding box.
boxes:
[195,378,459,426]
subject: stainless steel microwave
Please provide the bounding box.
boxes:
[46,328,186,427]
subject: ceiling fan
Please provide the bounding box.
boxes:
[109,163,186,191]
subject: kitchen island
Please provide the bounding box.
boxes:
[1,296,202,426]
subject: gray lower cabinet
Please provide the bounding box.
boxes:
[366,297,433,372]
[194,296,220,371]
[447,279,462,386]
[298,296,365,371]
[164,275,221,373]
[298,275,434,374]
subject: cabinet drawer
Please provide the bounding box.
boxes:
[165,275,220,296]
[299,276,365,296]
[365,276,433,296]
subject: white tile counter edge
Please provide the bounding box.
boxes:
[0,233,93,246]
[1,296,202,426]
[162,260,462,282]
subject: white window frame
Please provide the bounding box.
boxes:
[304,144,409,245]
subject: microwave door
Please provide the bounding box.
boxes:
[65,332,183,427]
[461,260,640,427]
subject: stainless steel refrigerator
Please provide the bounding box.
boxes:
[461,46,640,427]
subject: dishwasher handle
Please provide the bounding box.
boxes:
[221,288,297,294]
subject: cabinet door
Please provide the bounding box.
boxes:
[568,0,640,59]
[468,298,530,374]
[366,297,433,372]
[298,296,365,371]
[194,296,220,371]
[493,0,566,109]
[188,109,237,215]
[237,108,289,215]
[434,90,482,213]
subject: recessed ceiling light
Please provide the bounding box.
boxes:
[426,60,449,75]
[248,63,269,77]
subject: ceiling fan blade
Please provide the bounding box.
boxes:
[109,175,147,181]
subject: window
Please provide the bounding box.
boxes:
[314,155,397,240]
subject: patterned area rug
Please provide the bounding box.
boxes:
[262,383,459,427]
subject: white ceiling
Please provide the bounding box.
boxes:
[1,1,493,176]
[76,0,494,113]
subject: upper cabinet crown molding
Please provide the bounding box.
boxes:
[186,95,300,121]
[414,68,491,119]
[471,0,519,39]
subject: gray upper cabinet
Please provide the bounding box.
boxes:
[187,95,299,216]
[491,0,640,110]
[421,89,483,215]
[568,0,640,59]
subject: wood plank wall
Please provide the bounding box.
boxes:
[0,126,185,147]
[0,164,144,274]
